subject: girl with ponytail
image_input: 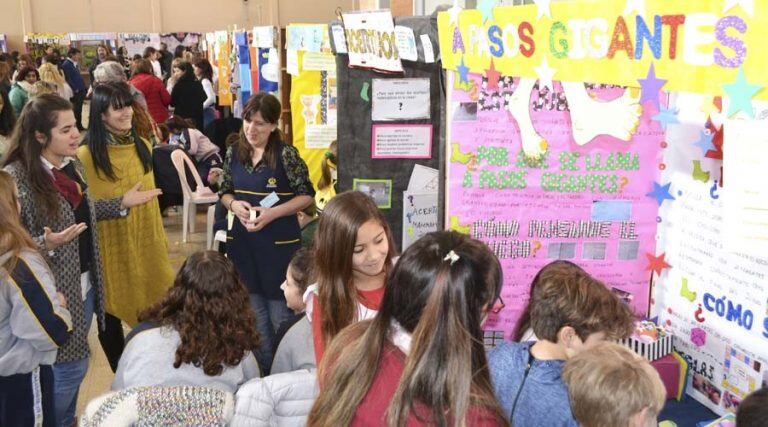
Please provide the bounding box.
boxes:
[308,230,508,427]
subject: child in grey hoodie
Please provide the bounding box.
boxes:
[0,171,72,427]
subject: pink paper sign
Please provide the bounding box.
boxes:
[372,124,433,159]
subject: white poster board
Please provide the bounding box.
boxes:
[372,78,431,121]
[341,10,403,73]
[402,191,439,250]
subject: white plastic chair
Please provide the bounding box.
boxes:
[170,149,219,243]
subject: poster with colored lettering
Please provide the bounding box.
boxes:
[120,33,160,57]
[654,94,768,416]
[447,72,662,340]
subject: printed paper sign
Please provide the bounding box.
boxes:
[408,164,439,192]
[403,191,439,250]
[331,24,348,54]
[252,26,276,48]
[395,26,418,61]
[305,125,337,149]
[372,124,432,159]
[372,78,431,121]
[342,10,403,73]
[303,52,337,72]
[420,34,434,63]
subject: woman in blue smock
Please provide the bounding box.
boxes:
[218,92,314,374]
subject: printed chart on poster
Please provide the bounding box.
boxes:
[447,73,663,338]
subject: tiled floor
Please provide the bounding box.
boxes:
[75,205,209,418]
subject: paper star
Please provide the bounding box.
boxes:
[623,0,646,16]
[533,0,552,19]
[722,67,762,119]
[485,59,501,91]
[647,181,675,206]
[638,63,667,110]
[534,56,556,91]
[692,130,716,156]
[723,0,754,16]
[457,56,470,84]
[448,0,462,25]
[645,252,671,276]
[477,0,496,23]
[652,107,679,130]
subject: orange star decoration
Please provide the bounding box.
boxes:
[485,59,501,91]
[645,252,671,276]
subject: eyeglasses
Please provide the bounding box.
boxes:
[491,295,505,314]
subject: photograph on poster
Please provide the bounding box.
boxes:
[353,179,393,209]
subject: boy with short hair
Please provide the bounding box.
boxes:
[488,264,635,426]
[563,342,666,427]
[737,387,768,427]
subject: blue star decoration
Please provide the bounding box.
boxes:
[647,181,675,206]
[693,130,716,156]
[638,63,667,111]
[477,0,496,23]
[652,106,679,130]
[722,67,762,119]
[457,56,470,84]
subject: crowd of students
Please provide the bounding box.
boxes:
[0,46,766,427]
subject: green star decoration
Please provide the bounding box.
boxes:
[722,67,762,119]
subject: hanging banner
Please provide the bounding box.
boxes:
[0,35,7,53]
[438,0,768,98]
[160,32,201,52]
[215,31,233,107]
[448,73,663,339]
[290,47,337,187]
[286,24,327,53]
[342,10,403,73]
[120,33,160,57]
[252,26,277,48]
[655,95,768,416]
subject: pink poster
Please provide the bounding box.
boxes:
[448,74,664,343]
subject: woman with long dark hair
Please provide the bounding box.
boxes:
[2,94,159,426]
[219,92,314,374]
[78,82,174,370]
[113,251,261,392]
[308,231,509,426]
[193,58,216,130]
[0,88,16,156]
[170,60,207,130]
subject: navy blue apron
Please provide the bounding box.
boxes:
[226,144,301,298]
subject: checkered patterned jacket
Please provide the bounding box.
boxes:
[4,160,124,363]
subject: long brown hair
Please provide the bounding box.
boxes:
[0,171,36,271]
[308,231,508,427]
[237,92,283,170]
[138,251,261,376]
[513,260,586,341]
[314,191,397,345]
[318,140,337,191]
[2,94,74,219]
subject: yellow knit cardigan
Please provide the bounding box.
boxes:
[77,138,174,326]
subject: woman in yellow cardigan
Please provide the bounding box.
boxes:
[77,82,175,369]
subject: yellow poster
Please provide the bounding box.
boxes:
[438,0,768,97]
[215,31,233,107]
[289,24,336,189]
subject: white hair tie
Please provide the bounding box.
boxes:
[443,250,460,265]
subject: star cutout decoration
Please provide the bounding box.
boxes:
[638,63,667,111]
[457,56,470,84]
[647,181,675,206]
[485,59,501,91]
[693,130,716,156]
[448,0,462,25]
[623,0,646,16]
[645,252,671,276]
[723,0,754,16]
[652,106,679,130]
[533,0,552,20]
[722,67,762,119]
[477,0,496,23]
[534,56,556,91]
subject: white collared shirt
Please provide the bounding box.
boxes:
[39,155,74,175]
